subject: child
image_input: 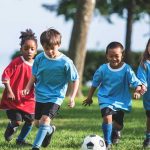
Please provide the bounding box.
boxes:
[23,28,79,150]
[135,38,150,148]
[0,29,37,145]
[83,41,142,149]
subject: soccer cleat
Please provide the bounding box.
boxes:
[4,123,18,141]
[42,125,56,147]
[105,141,112,150]
[111,130,121,144]
[32,148,40,150]
[16,139,32,146]
[143,138,150,148]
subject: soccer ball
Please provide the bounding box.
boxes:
[81,135,106,150]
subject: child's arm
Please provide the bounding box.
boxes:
[82,86,97,106]
[23,75,36,95]
[68,79,79,108]
[3,81,15,100]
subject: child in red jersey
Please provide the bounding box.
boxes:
[0,29,37,145]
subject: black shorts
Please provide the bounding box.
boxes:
[101,107,124,126]
[146,110,150,117]
[6,110,34,123]
[35,102,60,120]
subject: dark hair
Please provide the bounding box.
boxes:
[40,28,61,49]
[106,41,124,55]
[19,29,37,47]
[140,38,150,69]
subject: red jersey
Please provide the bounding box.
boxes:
[0,56,35,114]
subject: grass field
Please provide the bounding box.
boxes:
[0,87,147,150]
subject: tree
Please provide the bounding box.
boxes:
[43,0,96,96]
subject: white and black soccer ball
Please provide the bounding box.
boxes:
[81,135,106,150]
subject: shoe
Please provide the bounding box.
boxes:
[42,125,56,147]
[16,139,32,146]
[4,123,17,141]
[105,141,112,150]
[111,130,121,144]
[32,148,40,150]
[143,138,150,148]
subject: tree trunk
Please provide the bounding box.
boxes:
[125,0,135,64]
[67,0,96,97]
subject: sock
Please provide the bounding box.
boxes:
[32,124,52,148]
[17,122,32,141]
[102,123,112,145]
[146,133,150,139]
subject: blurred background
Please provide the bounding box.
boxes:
[0,0,150,95]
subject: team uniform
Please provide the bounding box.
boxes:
[92,63,142,146]
[137,60,150,111]
[0,56,35,144]
[0,56,35,114]
[32,52,79,148]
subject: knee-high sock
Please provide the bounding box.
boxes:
[32,124,52,148]
[17,122,32,141]
[102,123,112,145]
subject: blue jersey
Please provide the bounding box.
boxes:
[32,52,79,105]
[92,63,141,111]
[137,60,150,110]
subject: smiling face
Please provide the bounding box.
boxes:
[106,47,123,69]
[20,39,37,62]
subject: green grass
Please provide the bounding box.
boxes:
[0,88,147,150]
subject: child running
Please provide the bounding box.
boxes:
[135,38,150,148]
[83,41,143,150]
[0,29,37,145]
[23,28,79,150]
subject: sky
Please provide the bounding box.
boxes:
[0,0,150,87]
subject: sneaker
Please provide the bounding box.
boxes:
[16,139,32,146]
[143,138,150,148]
[42,125,56,147]
[4,123,17,141]
[32,148,40,150]
[112,130,121,144]
[105,141,112,150]
[107,144,112,150]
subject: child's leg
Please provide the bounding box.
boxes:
[32,116,53,148]
[101,108,113,146]
[143,111,150,148]
[16,121,33,143]
[112,110,124,144]
[32,102,60,149]
[5,110,21,141]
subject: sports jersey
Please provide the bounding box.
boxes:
[137,60,150,110]
[92,63,141,111]
[32,52,79,105]
[0,56,35,114]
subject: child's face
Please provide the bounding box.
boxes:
[106,47,123,69]
[148,43,150,55]
[20,40,37,61]
[43,44,60,58]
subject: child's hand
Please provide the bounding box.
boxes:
[140,85,147,95]
[133,92,141,99]
[7,91,15,100]
[68,98,75,108]
[22,89,30,96]
[82,98,93,106]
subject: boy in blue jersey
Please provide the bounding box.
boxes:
[23,28,79,150]
[83,41,143,149]
[135,38,150,148]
